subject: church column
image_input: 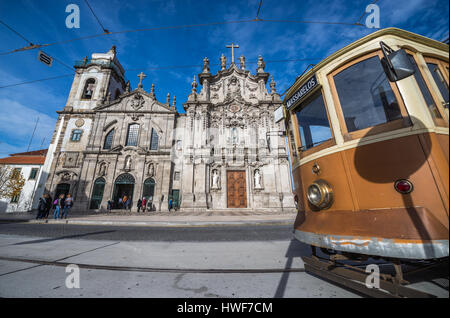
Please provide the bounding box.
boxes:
[157,159,172,212]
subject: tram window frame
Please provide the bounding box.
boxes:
[328,50,410,141]
[289,88,336,159]
[423,56,449,115]
[405,52,448,127]
[425,57,449,85]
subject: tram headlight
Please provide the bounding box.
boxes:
[307,179,333,210]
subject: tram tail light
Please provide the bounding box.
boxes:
[394,179,414,194]
[307,179,333,210]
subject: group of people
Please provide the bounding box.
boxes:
[106,195,133,211]
[36,193,74,220]
[136,197,154,213]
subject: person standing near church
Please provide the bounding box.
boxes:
[122,195,127,209]
[148,196,153,212]
[126,197,131,210]
[137,198,142,213]
[142,197,147,212]
[54,194,64,219]
[62,194,73,219]
[44,194,52,219]
[36,195,46,219]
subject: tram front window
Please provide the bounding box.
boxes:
[295,91,333,151]
[333,55,402,132]
[427,62,449,106]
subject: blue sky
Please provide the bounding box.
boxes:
[0,0,448,156]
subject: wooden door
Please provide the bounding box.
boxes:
[227,171,247,208]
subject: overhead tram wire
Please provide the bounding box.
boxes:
[356,0,380,25]
[256,0,263,20]
[0,58,323,89]
[0,19,75,72]
[0,19,34,46]
[83,0,110,34]
[0,17,365,57]
[0,19,257,56]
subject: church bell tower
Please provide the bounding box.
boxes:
[64,45,127,111]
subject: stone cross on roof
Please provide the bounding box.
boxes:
[226,43,239,64]
[137,72,146,89]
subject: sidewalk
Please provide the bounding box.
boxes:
[0,210,297,227]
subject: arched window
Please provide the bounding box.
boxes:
[82,78,96,99]
[103,129,114,150]
[126,124,139,146]
[90,177,106,209]
[150,128,159,150]
[143,178,155,200]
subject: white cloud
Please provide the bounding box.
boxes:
[0,98,57,152]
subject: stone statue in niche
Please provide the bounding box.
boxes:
[125,156,132,170]
[211,169,220,189]
[254,169,262,189]
[99,162,107,176]
[148,162,155,177]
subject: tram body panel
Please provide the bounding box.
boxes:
[291,132,449,259]
[285,28,449,260]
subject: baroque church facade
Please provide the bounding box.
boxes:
[41,46,295,212]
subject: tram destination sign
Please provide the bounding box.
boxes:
[286,75,318,109]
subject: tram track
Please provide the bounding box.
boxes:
[0,256,306,274]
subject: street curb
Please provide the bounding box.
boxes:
[0,218,296,227]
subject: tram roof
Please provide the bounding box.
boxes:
[283,27,449,103]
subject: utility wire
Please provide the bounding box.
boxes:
[83,0,110,33]
[256,0,263,20]
[356,0,380,25]
[0,58,323,89]
[260,18,364,26]
[41,50,75,72]
[0,19,74,72]
[0,17,365,57]
[0,19,34,45]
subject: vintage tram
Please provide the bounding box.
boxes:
[283,28,449,261]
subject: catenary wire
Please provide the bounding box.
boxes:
[83,0,110,33]
[0,17,365,57]
[0,19,34,45]
[356,0,380,25]
[0,58,323,89]
[0,19,77,72]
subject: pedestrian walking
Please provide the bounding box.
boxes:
[62,194,73,219]
[36,196,46,219]
[137,198,142,213]
[53,194,65,219]
[117,197,122,209]
[107,200,112,212]
[142,197,147,212]
[44,194,52,219]
[168,197,173,212]
[126,197,131,210]
[122,195,127,209]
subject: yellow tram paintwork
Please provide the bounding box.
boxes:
[283,28,449,260]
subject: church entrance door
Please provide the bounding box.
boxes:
[113,173,135,209]
[227,171,247,208]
